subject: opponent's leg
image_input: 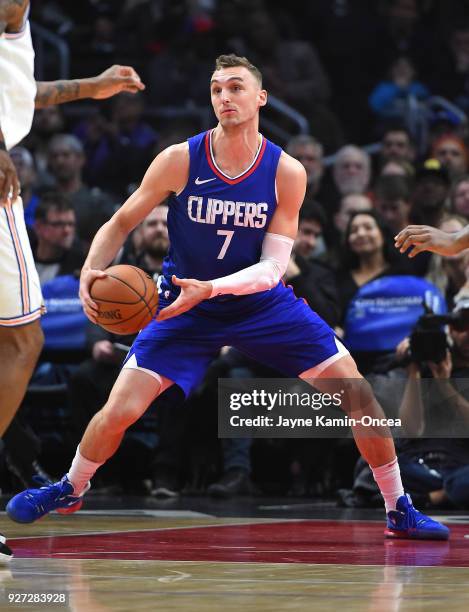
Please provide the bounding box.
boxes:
[6,368,173,523]
[0,320,44,436]
[302,354,449,540]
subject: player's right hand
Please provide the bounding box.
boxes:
[79,267,107,323]
[0,150,20,204]
[395,225,461,257]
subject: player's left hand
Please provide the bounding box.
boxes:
[156,275,212,321]
[91,65,145,99]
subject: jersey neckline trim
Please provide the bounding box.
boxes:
[204,129,267,185]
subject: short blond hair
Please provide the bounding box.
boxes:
[214,54,262,86]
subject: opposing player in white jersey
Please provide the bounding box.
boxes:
[0,0,144,561]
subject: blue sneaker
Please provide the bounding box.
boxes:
[6,476,90,524]
[385,494,450,540]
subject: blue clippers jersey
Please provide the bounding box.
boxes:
[160,130,283,314]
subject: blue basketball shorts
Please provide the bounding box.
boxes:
[123,284,349,397]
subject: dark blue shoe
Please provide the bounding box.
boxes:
[6,476,90,524]
[385,494,450,540]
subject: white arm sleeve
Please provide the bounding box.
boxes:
[210,232,294,298]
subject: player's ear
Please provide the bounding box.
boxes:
[258,89,267,108]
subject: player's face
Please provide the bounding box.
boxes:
[210,67,267,128]
[348,214,384,256]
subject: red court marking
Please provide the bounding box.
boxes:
[8,520,465,566]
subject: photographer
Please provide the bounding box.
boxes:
[395,319,469,509]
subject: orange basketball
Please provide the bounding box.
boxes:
[90,265,159,335]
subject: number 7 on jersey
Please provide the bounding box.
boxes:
[217,230,234,259]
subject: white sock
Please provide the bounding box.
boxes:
[371,457,405,514]
[67,446,104,496]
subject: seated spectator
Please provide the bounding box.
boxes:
[242,9,331,110]
[333,146,371,199]
[369,55,430,119]
[286,135,324,201]
[427,108,467,148]
[74,93,158,197]
[426,214,469,309]
[374,175,412,235]
[122,204,169,274]
[411,159,451,229]
[380,159,415,181]
[334,194,373,238]
[431,135,469,183]
[338,210,402,313]
[338,210,444,373]
[326,194,373,270]
[285,201,341,328]
[430,22,469,114]
[9,147,40,228]
[23,105,66,185]
[378,125,416,168]
[47,134,116,246]
[240,9,344,152]
[452,176,469,219]
[32,192,85,285]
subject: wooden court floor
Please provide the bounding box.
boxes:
[1,510,469,611]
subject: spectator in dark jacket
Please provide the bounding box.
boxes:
[284,200,340,328]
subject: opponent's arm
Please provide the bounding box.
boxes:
[79,143,189,321]
[157,153,307,321]
[35,65,145,108]
[0,4,24,203]
[0,124,20,203]
[395,224,469,257]
[0,1,27,34]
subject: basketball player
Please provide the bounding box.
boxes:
[395,224,469,257]
[0,0,144,560]
[7,54,448,540]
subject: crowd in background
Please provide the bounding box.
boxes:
[3,0,469,511]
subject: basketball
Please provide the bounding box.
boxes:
[90,265,159,335]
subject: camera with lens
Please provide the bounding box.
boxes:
[409,304,469,363]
